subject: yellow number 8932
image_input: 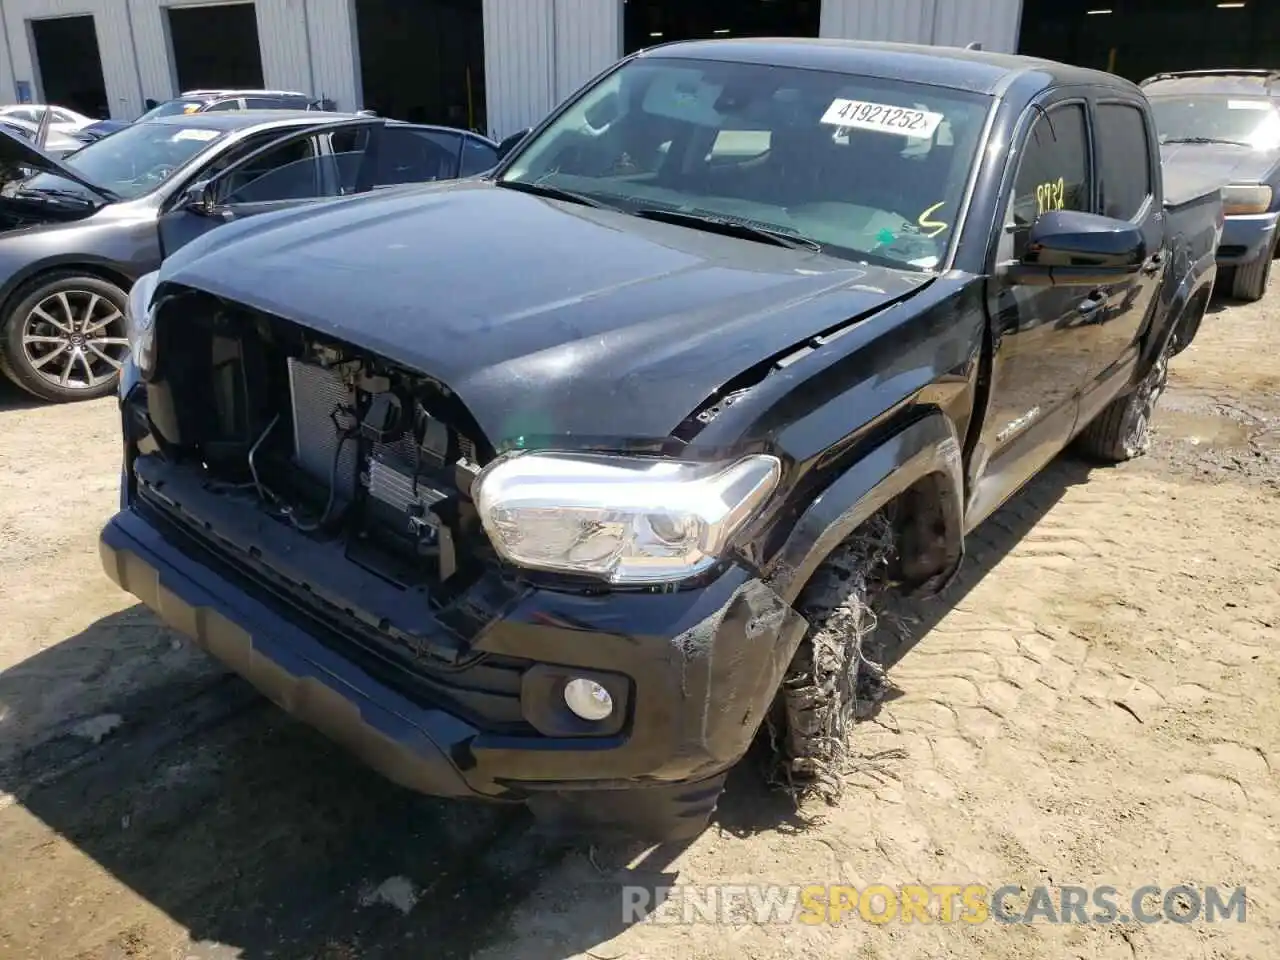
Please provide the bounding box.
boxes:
[1036,177,1066,216]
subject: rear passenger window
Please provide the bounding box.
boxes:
[459,137,498,176]
[1007,103,1091,258]
[1095,103,1153,221]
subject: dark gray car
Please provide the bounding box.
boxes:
[1143,69,1280,301]
[0,111,499,401]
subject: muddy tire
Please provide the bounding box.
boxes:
[1230,247,1273,302]
[0,272,129,403]
[1074,338,1172,464]
[771,517,893,800]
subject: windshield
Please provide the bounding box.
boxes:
[1150,95,1280,150]
[21,121,226,201]
[136,98,208,122]
[500,56,991,270]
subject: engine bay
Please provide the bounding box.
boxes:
[142,299,493,599]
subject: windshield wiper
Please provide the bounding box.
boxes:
[634,208,822,252]
[1163,136,1254,148]
[493,178,613,209]
[13,185,103,205]
[22,180,118,203]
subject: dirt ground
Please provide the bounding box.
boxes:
[0,281,1277,960]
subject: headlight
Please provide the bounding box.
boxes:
[1222,183,1273,216]
[474,452,782,585]
[125,271,161,377]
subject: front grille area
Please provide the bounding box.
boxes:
[135,484,536,735]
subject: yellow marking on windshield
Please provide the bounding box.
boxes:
[917,201,948,238]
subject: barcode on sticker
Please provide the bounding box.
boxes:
[820,98,944,139]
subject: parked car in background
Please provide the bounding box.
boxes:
[1143,69,1280,301]
[0,111,495,402]
[0,116,89,157]
[102,39,1222,843]
[80,89,336,141]
[0,103,96,135]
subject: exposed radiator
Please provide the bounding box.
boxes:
[286,358,358,499]
[369,450,448,514]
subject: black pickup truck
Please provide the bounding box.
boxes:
[100,40,1222,842]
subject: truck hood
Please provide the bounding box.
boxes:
[0,126,113,199]
[1160,141,1280,186]
[161,181,929,448]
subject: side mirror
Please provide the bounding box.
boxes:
[496,128,531,161]
[180,179,224,218]
[1006,210,1146,286]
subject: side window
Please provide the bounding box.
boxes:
[204,99,242,112]
[1006,103,1091,259]
[220,135,326,204]
[375,128,459,185]
[10,108,38,123]
[329,126,374,193]
[53,109,77,123]
[197,132,282,181]
[1095,103,1153,221]
[459,137,498,176]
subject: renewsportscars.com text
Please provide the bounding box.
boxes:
[622,883,1248,926]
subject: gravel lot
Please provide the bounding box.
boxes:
[0,280,1277,960]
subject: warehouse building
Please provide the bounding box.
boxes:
[0,0,1274,142]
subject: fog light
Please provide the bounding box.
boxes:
[563,678,613,721]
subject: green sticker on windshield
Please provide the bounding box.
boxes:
[876,228,896,245]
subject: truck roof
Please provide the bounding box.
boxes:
[1140,70,1280,97]
[640,37,1138,97]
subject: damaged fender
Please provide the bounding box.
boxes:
[766,411,967,606]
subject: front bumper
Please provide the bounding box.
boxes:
[100,500,807,833]
[1216,212,1280,266]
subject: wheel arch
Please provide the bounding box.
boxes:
[0,259,134,328]
[765,411,967,607]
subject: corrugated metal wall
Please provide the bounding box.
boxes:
[481,0,553,141]
[551,0,620,106]
[1,0,144,118]
[129,0,348,109]
[820,0,1024,53]
[0,0,1026,128]
[303,0,359,110]
[482,0,621,142]
[0,0,362,119]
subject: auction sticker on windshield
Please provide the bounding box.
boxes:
[172,128,220,142]
[1227,100,1272,111]
[821,99,944,138]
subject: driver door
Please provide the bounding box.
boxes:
[157,119,383,258]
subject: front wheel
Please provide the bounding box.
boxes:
[770,516,894,801]
[0,272,129,402]
[1074,339,1172,463]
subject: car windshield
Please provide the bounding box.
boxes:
[499,56,992,270]
[21,121,226,201]
[1150,95,1280,149]
[136,98,208,122]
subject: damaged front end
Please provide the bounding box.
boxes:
[106,283,810,835]
[121,285,545,731]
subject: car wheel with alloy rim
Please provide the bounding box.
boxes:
[0,272,129,402]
